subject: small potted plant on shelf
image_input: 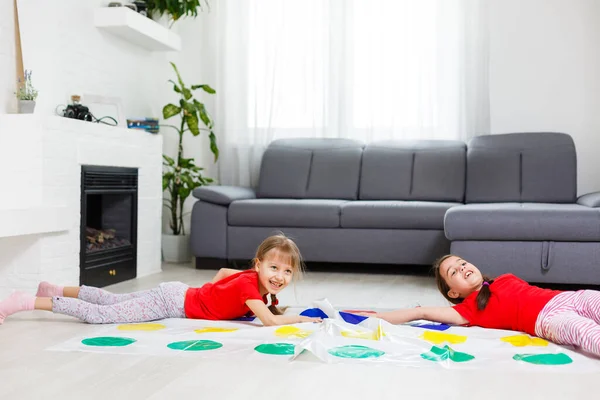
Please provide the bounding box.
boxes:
[143,0,210,27]
[161,61,218,263]
[16,70,38,114]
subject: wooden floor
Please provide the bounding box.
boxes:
[0,263,597,400]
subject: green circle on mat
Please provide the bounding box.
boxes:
[513,353,573,365]
[328,345,385,359]
[81,336,136,347]
[254,343,295,355]
[167,340,223,351]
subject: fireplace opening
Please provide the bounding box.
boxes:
[80,166,138,287]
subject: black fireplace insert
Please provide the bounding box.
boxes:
[80,166,138,287]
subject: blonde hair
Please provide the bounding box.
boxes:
[252,233,305,315]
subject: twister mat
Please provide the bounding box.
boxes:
[47,299,600,371]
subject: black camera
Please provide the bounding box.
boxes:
[64,103,93,121]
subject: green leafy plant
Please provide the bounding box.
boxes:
[16,69,38,101]
[162,62,218,235]
[144,0,210,25]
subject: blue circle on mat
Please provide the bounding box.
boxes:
[339,311,368,325]
[412,323,451,331]
[233,316,256,321]
[300,308,329,319]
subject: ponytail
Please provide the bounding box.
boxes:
[475,276,494,310]
[268,294,283,315]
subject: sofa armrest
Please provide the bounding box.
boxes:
[576,191,600,208]
[192,186,256,206]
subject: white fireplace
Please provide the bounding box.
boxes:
[0,115,163,298]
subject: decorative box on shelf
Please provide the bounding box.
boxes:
[93,7,181,52]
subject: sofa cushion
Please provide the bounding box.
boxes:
[445,203,600,241]
[257,138,363,199]
[359,140,466,202]
[228,199,347,228]
[466,132,576,203]
[341,201,461,229]
[256,145,312,199]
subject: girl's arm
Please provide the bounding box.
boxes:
[246,300,322,326]
[211,268,243,283]
[361,306,468,325]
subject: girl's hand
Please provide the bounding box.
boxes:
[298,316,322,323]
[247,299,323,326]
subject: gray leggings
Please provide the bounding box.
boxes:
[51,282,189,324]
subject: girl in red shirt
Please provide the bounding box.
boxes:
[0,234,322,327]
[359,254,600,358]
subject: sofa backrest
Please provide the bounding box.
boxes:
[257,138,364,199]
[466,132,577,203]
[359,140,467,202]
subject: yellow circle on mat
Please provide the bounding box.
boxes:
[501,334,548,347]
[117,323,166,331]
[420,330,467,345]
[194,327,239,334]
[341,330,378,340]
[274,326,312,338]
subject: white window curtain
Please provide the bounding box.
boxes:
[199,0,489,187]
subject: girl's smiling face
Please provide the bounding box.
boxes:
[439,256,484,300]
[254,249,294,296]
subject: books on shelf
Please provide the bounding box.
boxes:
[127,118,159,133]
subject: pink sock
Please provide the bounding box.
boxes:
[36,281,64,297]
[0,292,35,324]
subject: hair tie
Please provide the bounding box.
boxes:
[482,281,490,287]
[271,295,279,306]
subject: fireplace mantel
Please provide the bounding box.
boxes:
[0,115,163,297]
[0,207,71,238]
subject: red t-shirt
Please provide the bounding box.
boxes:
[452,274,562,336]
[184,270,265,320]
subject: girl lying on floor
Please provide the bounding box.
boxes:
[0,234,321,327]
[358,254,600,358]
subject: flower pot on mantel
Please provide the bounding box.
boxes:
[150,13,171,28]
[18,100,36,114]
[162,233,191,263]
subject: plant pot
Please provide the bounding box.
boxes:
[151,12,171,28]
[18,100,36,114]
[161,233,191,263]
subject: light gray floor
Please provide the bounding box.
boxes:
[0,263,596,400]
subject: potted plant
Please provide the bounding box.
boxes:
[143,0,210,27]
[16,70,38,114]
[162,62,218,263]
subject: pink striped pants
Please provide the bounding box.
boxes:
[535,290,600,358]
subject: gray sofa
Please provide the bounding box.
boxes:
[191,132,600,284]
[445,132,600,285]
[191,138,466,267]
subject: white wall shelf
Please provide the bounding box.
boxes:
[93,7,181,52]
[0,207,72,238]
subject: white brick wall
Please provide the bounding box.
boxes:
[0,0,191,234]
[0,0,183,297]
[2,0,175,118]
[0,115,163,298]
[0,115,43,209]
